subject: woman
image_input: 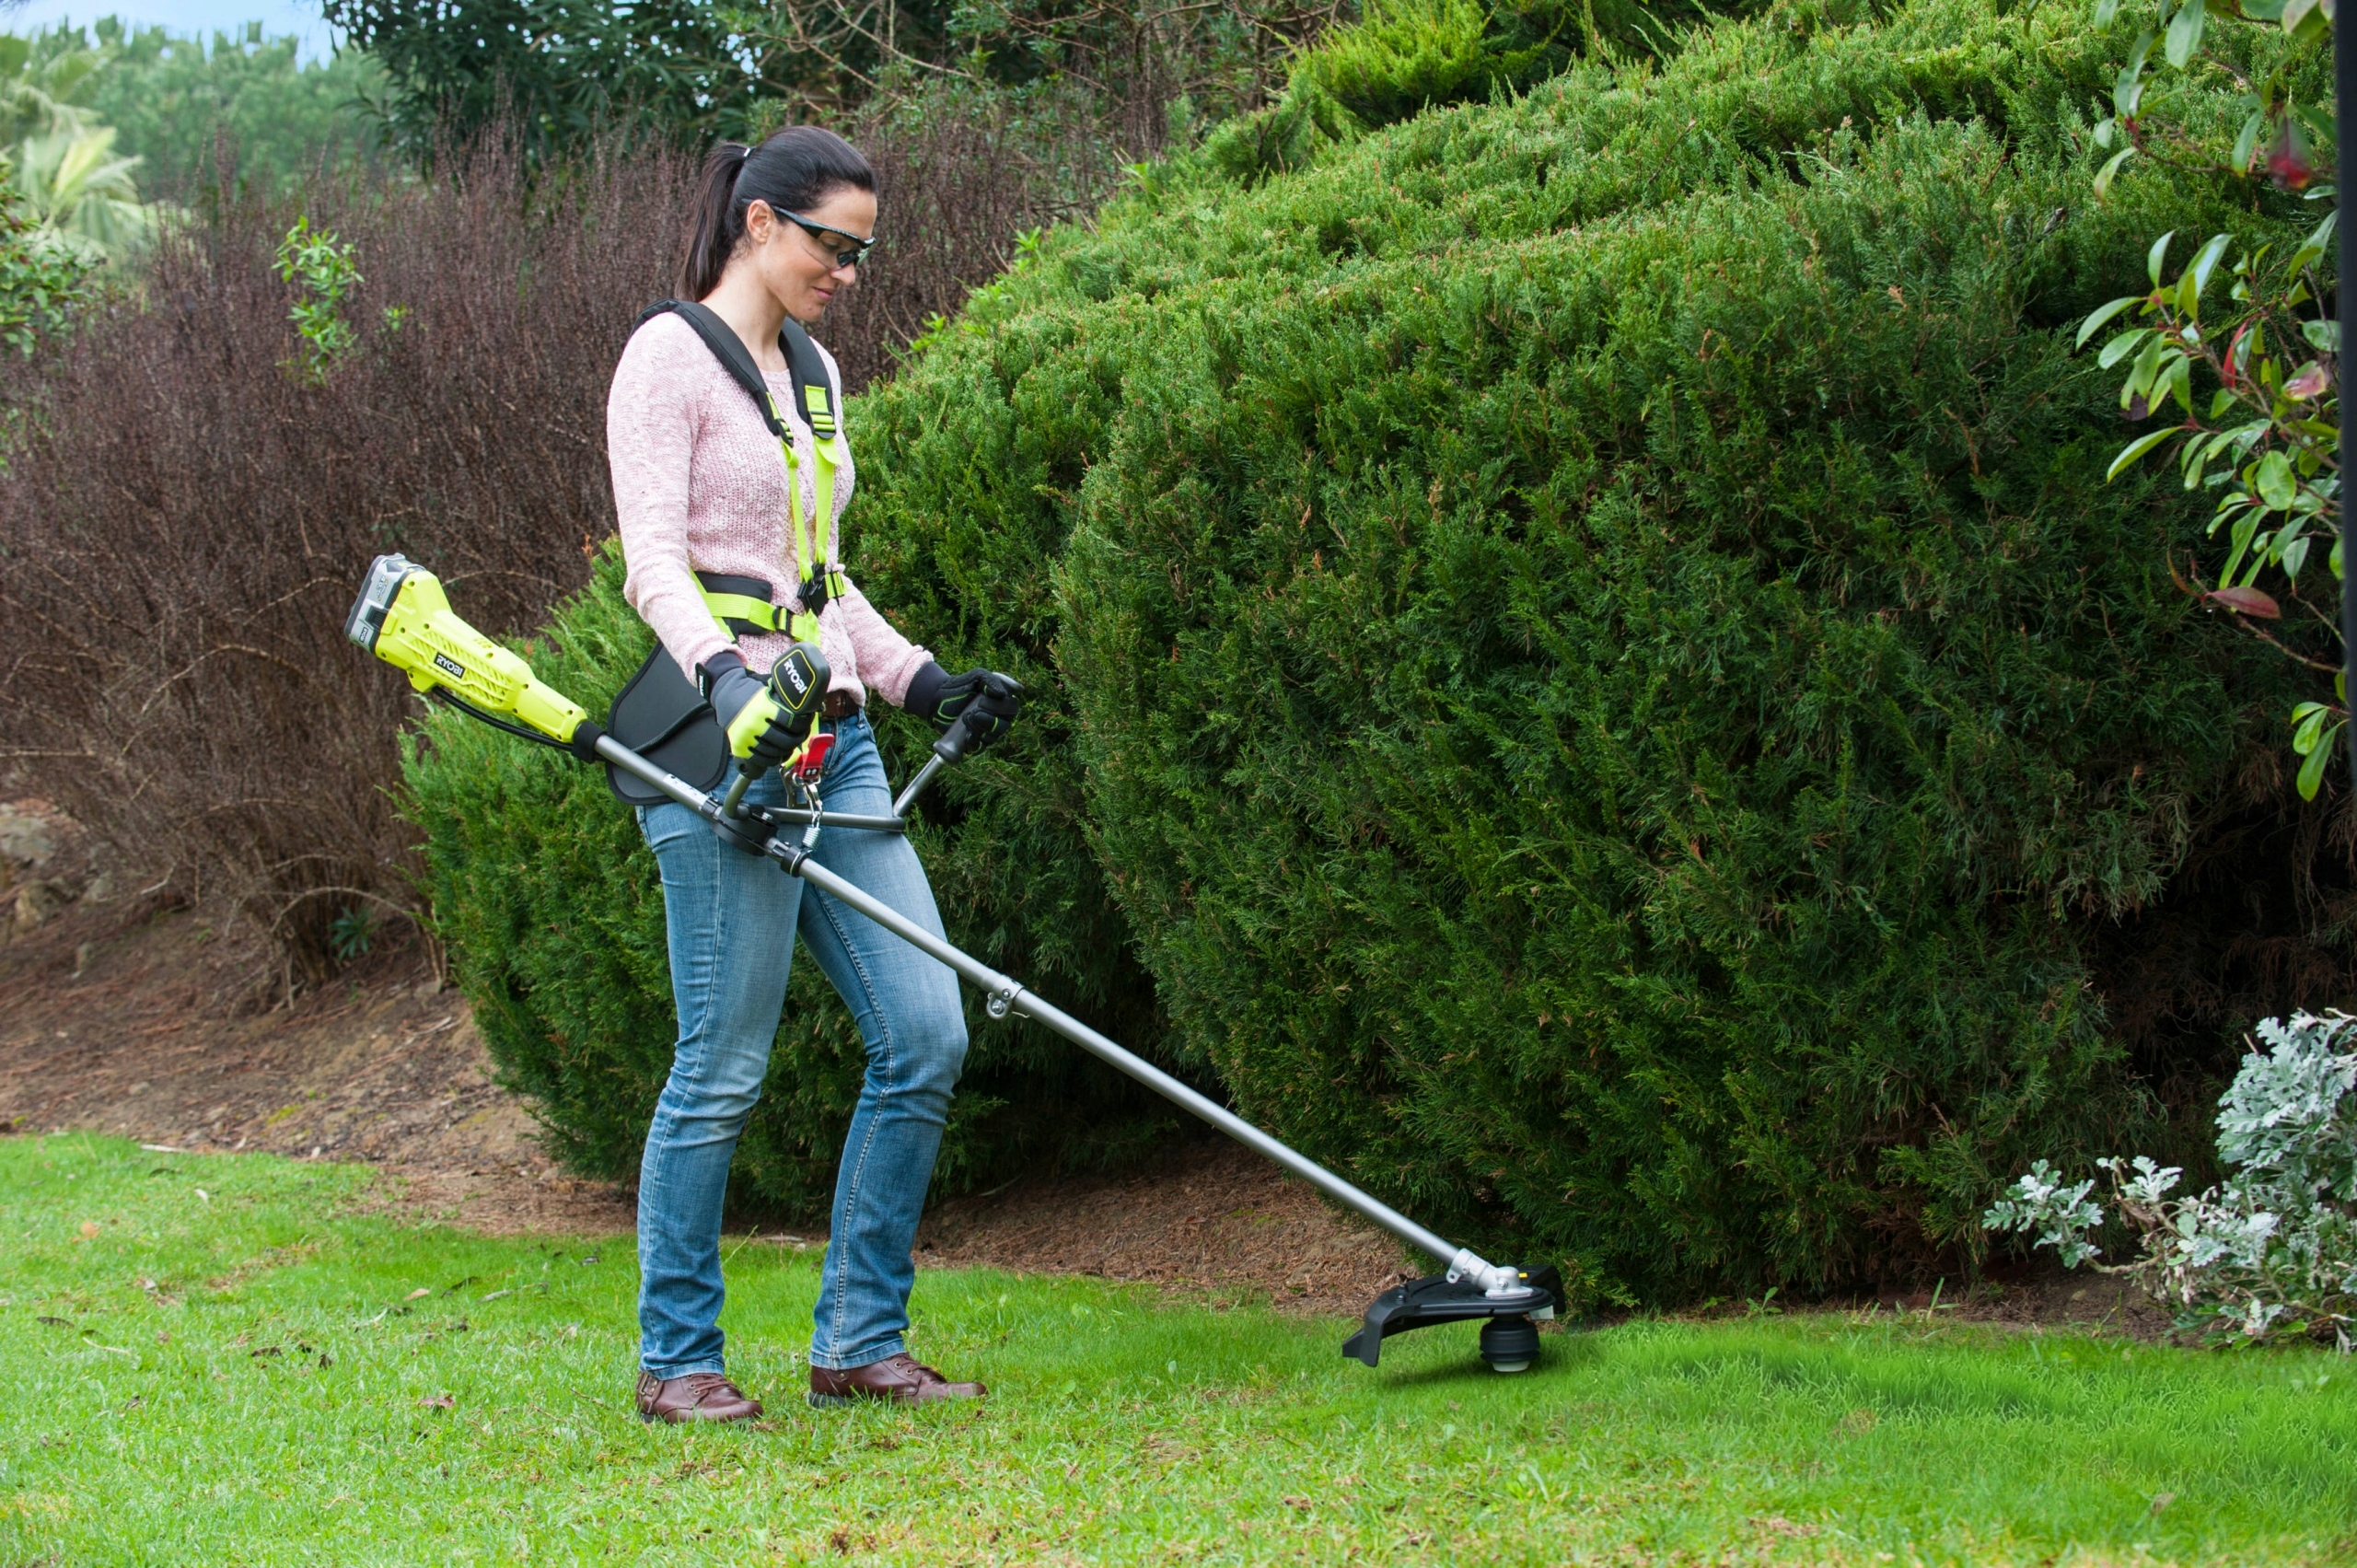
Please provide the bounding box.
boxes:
[608,127,1013,1423]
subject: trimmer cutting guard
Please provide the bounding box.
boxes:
[1344,1264,1566,1369]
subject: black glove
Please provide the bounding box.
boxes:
[699,651,799,767]
[905,661,1024,753]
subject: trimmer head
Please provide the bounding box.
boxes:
[1343,1264,1566,1372]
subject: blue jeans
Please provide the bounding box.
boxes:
[633,711,969,1376]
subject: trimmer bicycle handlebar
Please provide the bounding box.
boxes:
[598,726,1486,1272]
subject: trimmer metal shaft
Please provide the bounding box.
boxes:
[803,863,1467,1265]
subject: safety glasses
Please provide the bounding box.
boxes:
[779,210,877,270]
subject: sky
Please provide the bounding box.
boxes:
[2,1,342,62]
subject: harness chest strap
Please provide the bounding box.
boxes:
[772,376,850,639]
[694,572,806,647]
[696,489,831,645]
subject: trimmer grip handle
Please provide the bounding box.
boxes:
[932,681,1021,763]
[932,706,984,765]
[765,641,832,727]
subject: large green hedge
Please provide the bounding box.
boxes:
[853,0,2340,1295]
[1286,0,1762,133]
[406,0,2349,1291]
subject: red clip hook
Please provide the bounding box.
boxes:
[788,730,835,784]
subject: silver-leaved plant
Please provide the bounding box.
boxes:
[1984,1011,2357,1348]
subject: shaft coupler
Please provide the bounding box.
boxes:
[698,795,776,855]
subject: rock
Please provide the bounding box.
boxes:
[79,874,113,904]
[10,878,66,935]
[0,804,57,868]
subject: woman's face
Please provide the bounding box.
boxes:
[743,185,877,325]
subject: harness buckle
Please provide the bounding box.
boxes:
[797,568,848,617]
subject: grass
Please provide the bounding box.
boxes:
[1,1135,2351,1565]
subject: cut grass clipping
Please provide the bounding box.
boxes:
[4,1137,2352,1564]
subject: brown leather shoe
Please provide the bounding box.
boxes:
[634,1369,761,1424]
[808,1353,986,1408]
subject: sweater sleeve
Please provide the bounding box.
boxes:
[610,315,731,680]
[832,577,934,707]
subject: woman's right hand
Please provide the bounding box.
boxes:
[700,652,801,765]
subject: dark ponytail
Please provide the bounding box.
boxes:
[678,127,876,301]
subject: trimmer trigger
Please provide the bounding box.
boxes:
[789,730,835,784]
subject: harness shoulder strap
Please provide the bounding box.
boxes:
[636,299,836,443]
[638,298,786,436]
[772,317,849,619]
[778,317,839,442]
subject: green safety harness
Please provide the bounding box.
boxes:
[603,299,854,807]
[643,297,851,642]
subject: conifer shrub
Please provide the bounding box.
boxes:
[1202,0,1762,183]
[1291,0,1755,132]
[839,0,2350,1295]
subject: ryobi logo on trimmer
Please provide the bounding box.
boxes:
[433,652,467,680]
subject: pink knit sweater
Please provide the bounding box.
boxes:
[607,310,932,704]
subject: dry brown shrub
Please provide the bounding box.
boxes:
[0,136,679,987]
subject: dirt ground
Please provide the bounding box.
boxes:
[0,803,627,1234]
[0,796,2169,1338]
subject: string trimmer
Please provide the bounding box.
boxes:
[346,553,1564,1373]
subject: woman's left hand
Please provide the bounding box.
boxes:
[907,663,1023,752]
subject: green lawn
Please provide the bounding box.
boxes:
[2,1135,2351,1565]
